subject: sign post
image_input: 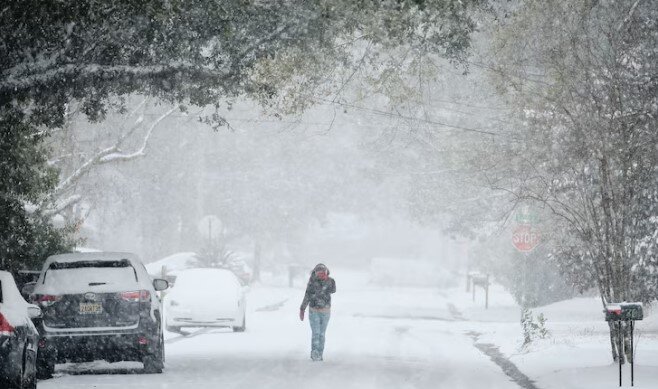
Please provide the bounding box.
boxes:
[512,207,541,317]
[197,215,223,244]
[470,273,490,309]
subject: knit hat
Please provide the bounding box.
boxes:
[310,263,330,278]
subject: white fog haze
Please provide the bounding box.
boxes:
[1,1,657,389]
[62,94,478,271]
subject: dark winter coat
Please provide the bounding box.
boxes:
[300,266,336,311]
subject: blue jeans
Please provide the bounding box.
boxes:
[309,310,331,359]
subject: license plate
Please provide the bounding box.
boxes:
[79,302,103,315]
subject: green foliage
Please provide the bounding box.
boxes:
[0,0,483,127]
[196,235,251,283]
[537,313,549,340]
[0,109,58,200]
[521,308,550,347]
[0,106,77,273]
[196,237,235,269]
[471,235,576,309]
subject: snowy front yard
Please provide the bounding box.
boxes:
[449,282,658,389]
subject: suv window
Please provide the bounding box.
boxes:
[42,259,139,290]
[47,259,132,270]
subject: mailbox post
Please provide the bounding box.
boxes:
[471,274,490,309]
[288,264,306,287]
[604,302,643,387]
[466,271,478,292]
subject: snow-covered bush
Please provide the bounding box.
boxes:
[521,309,550,348]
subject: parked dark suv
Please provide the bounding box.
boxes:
[30,252,169,378]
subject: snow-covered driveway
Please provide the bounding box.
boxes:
[39,271,518,389]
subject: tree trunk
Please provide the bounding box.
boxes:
[608,322,618,362]
[252,241,262,283]
[608,321,620,362]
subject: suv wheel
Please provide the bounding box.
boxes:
[143,334,164,374]
[0,378,20,389]
[5,365,23,389]
[23,371,37,389]
[36,354,55,380]
[23,352,37,389]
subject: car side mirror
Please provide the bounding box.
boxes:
[153,278,169,291]
[21,282,36,299]
[27,305,42,319]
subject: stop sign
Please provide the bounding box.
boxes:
[512,225,540,252]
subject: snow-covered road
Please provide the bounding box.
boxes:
[39,271,519,389]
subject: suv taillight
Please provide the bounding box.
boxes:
[120,290,150,303]
[35,294,62,307]
[0,313,15,336]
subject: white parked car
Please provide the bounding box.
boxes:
[165,268,247,332]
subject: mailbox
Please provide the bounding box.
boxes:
[605,302,643,321]
[472,275,489,287]
[605,302,643,386]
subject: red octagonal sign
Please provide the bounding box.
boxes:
[512,225,540,253]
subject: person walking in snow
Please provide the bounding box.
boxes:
[299,263,336,361]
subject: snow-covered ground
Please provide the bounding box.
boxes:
[38,269,658,388]
[483,295,658,389]
[442,281,658,389]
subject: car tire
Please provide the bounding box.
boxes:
[160,332,166,363]
[24,372,37,389]
[232,314,246,332]
[1,378,20,389]
[142,334,164,374]
[36,354,55,380]
[23,352,37,389]
[4,365,23,389]
[143,355,163,374]
[5,357,36,389]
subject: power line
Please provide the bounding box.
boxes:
[309,96,500,136]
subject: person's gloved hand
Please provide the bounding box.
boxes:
[299,309,305,321]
